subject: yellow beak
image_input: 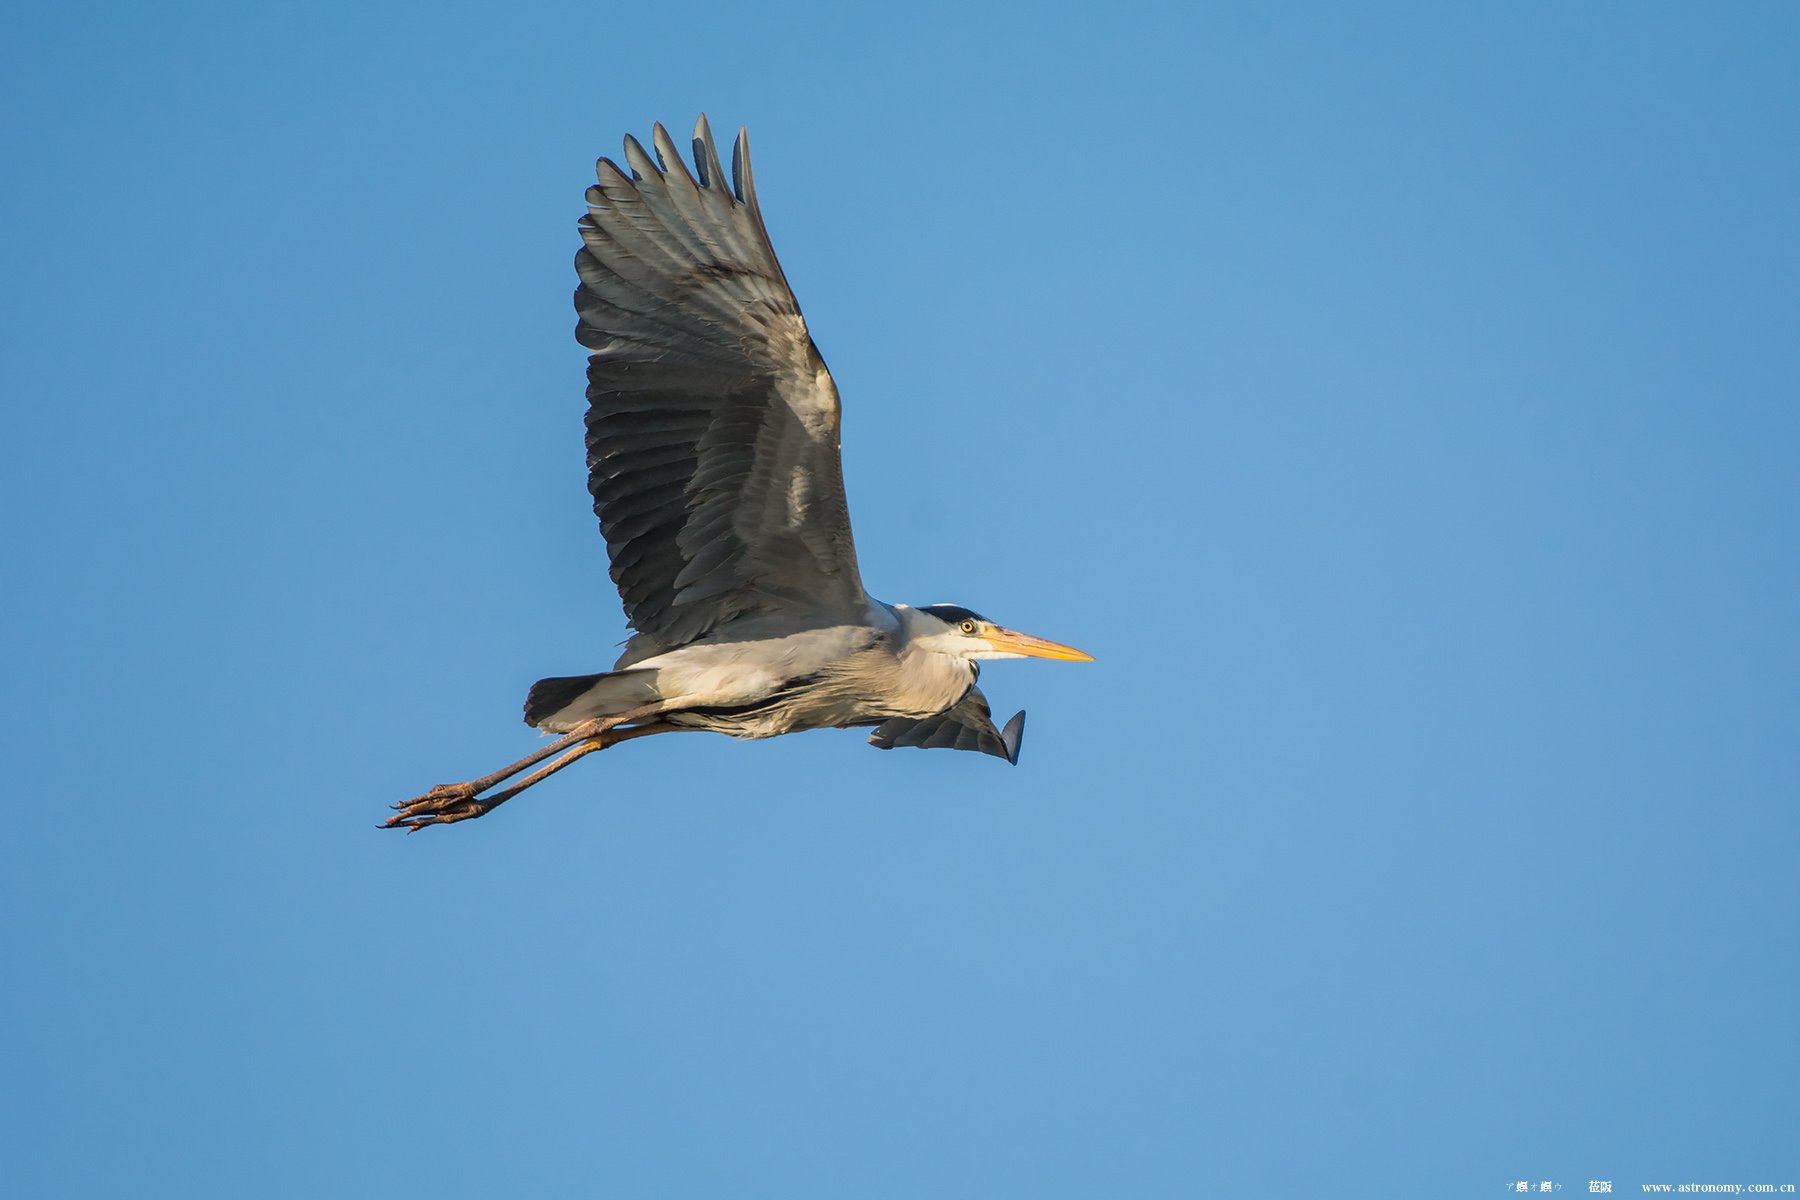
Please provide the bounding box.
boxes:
[982,626,1094,662]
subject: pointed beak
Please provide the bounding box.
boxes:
[982,626,1094,662]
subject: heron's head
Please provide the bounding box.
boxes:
[909,604,1093,663]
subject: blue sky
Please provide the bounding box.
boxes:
[3,2,1796,1195]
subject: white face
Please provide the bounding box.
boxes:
[902,609,987,657]
[902,604,1094,664]
[908,612,1023,660]
[951,618,1029,661]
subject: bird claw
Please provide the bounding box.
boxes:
[385,782,491,832]
[383,723,630,833]
[406,781,480,806]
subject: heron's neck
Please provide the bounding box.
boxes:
[883,609,977,715]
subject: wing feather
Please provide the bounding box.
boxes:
[867,688,1025,764]
[575,117,866,648]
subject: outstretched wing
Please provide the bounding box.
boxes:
[576,116,867,649]
[867,687,1026,765]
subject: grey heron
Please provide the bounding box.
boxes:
[387,117,1090,831]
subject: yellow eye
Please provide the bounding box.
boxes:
[959,620,977,634]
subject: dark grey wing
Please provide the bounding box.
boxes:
[577,116,867,649]
[867,687,1026,765]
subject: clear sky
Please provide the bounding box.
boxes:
[3,2,1796,1195]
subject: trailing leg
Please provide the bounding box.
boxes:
[385,703,681,832]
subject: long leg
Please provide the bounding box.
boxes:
[398,729,594,810]
[386,702,681,831]
[385,721,684,832]
[397,701,676,807]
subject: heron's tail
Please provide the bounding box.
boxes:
[523,668,662,731]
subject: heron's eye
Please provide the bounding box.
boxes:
[959,620,977,635]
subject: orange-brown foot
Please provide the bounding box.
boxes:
[384,782,492,832]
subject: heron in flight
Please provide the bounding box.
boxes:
[387,117,1090,831]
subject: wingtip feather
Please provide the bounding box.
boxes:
[692,114,723,191]
[594,156,634,193]
[1001,711,1026,765]
[621,133,659,183]
[731,125,755,208]
[651,122,699,187]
